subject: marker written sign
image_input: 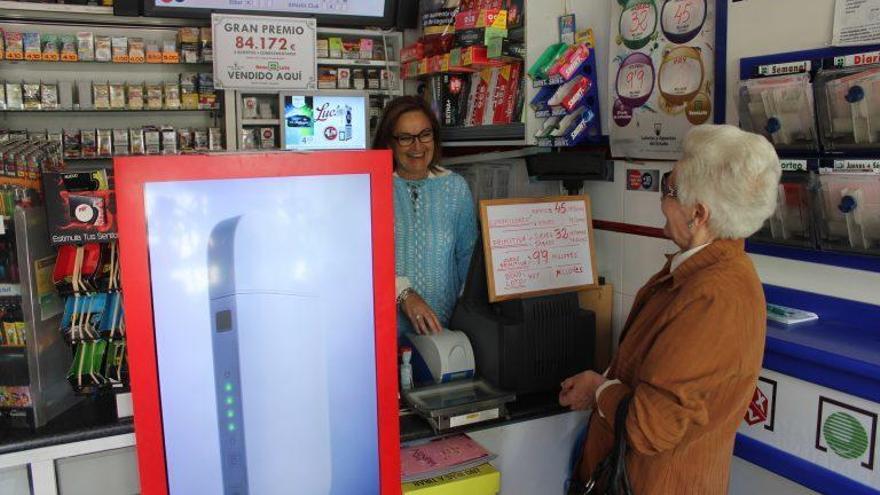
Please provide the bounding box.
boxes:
[480,195,598,302]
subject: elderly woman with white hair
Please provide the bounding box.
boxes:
[559,124,781,494]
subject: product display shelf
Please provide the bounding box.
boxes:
[317,58,400,67]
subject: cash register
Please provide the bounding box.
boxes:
[451,240,596,395]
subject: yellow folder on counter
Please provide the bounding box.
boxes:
[402,463,500,495]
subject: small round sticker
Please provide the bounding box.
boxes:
[660,0,707,44]
[686,92,711,125]
[619,0,659,50]
[658,46,704,105]
[74,204,96,223]
[616,52,656,108]
[613,98,634,127]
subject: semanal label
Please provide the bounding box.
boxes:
[757,61,811,76]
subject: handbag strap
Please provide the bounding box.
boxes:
[609,395,634,495]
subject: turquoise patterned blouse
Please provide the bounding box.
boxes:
[394,169,478,336]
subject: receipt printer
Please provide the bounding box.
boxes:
[406,330,475,385]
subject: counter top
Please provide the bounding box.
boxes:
[762,284,880,404]
[0,397,133,456]
[1,390,568,456]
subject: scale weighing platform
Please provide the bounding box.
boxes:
[403,379,515,433]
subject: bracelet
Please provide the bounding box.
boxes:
[397,287,416,306]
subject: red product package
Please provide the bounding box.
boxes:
[400,43,424,63]
[557,44,591,81]
[504,61,523,123]
[455,9,505,30]
[561,75,592,112]
[421,34,454,57]
[491,65,512,125]
[466,68,492,127]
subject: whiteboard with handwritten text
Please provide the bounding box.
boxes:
[480,195,598,302]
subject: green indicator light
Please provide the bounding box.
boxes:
[227,410,234,418]
[228,423,236,432]
[225,397,234,405]
[224,383,233,392]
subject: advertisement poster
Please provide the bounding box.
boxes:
[283,95,367,150]
[212,14,316,90]
[43,170,118,245]
[609,0,715,160]
[833,0,880,46]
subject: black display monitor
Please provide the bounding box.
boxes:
[143,0,398,27]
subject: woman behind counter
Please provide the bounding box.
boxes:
[372,96,478,336]
[560,125,782,494]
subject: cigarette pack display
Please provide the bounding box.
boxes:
[41,82,59,110]
[60,34,77,61]
[113,129,129,155]
[504,61,522,123]
[164,81,181,109]
[0,84,5,110]
[128,83,144,110]
[97,129,113,157]
[94,35,111,62]
[161,128,177,155]
[209,127,222,151]
[353,69,365,90]
[129,38,145,63]
[144,128,161,155]
[490,65,512,124]
[93,82,110,110]
[198,73,216,109]
[381,69,395,90]
[63,129,81,159]
[109,84,125,109]
[48,132,63,149]
[367,69,380,89]
[260,127,275,149]
[146,83,163,110]
[258,103,272,119]
[24,32,41,60]
[178,27,199,44]
[5,32,23,60]
[317,39,329,58]
[130,128,145,155]
[177,128,193,152]
[337,67,351,89]
[41,34,60,61]
[193,129,209,151]
[328,37,343,58]
[359,38,374,60]
[181,44,199,64]
[77,81,92,109]
[162,40,179,63]
[146,41,161,63]
[0,29,4,60]
[81,129,97,158]
[319,68,337,89]
[59,81,73,110]
[481,67,500,125]
[22,82,41,110]
[112,36,129,63]
[240,128,257,150]
[343,42,358,60]
[28,129,47,141]
[243,97,258,118]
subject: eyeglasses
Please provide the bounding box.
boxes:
[393,129,434,147]
[661,171,678,199]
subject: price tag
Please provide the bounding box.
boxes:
[162,52,180,64]
[60,53,78,62]
[146,51,162,64]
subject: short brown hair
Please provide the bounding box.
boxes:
[371,96,442,172]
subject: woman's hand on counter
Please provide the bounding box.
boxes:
[559,370,608,411]
[401,292,443,334]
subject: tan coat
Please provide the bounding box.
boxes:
[578,239,766,494]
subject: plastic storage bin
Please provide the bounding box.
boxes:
[815,172,880,255]
[750,172,815,248]
[815,66,880,150]
[738,74,818,151]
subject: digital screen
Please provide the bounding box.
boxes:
[144,175,379,494]
[282,95,367,151]
[152,0,388,18]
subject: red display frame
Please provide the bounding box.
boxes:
[115,151,400,495]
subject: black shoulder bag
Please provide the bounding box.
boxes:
[568,395,634,495]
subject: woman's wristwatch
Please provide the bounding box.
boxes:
[396,287,416,307]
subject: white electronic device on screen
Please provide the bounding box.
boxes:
[208,215,330,495]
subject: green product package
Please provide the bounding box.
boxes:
[528,42,569,80]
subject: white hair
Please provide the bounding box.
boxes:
[676,125,781,239]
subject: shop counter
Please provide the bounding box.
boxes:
[735,284,880,495]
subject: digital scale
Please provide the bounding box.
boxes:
[403,379,515,433]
